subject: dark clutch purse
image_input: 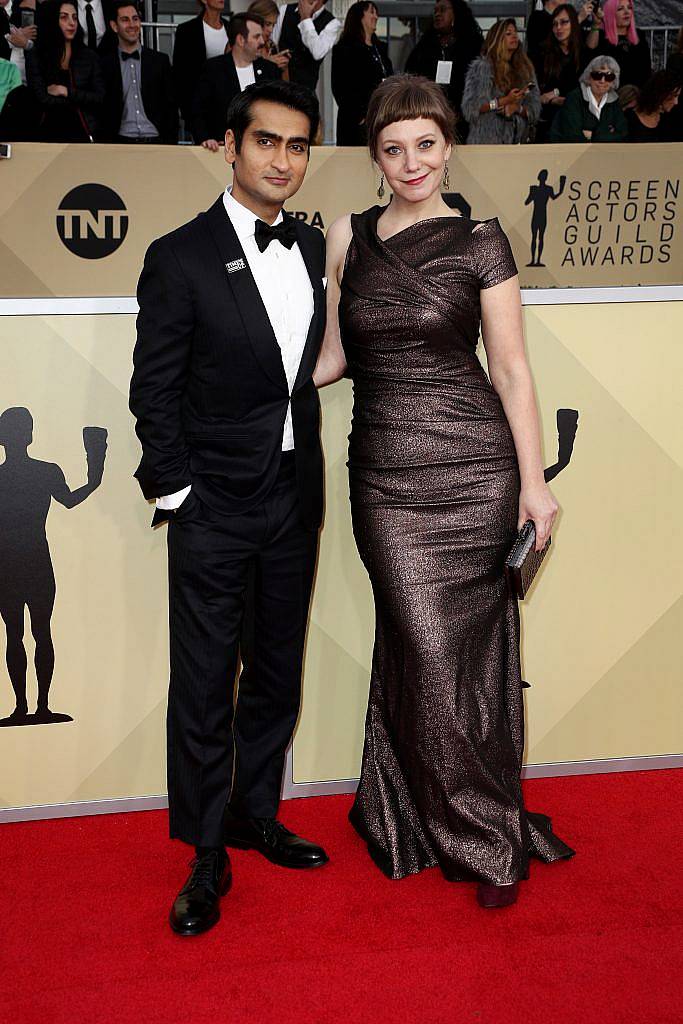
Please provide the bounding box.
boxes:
[504,520,551,600]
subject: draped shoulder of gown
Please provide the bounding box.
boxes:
[340,205,575,885]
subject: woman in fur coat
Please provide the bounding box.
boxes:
[461,19,541,144]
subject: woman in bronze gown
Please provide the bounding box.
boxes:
[314,75,574,908]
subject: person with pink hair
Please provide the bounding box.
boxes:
[592,0,651,89]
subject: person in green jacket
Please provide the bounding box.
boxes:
[550,54,628,142]
[0,58,21,114]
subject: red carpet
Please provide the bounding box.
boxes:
[5,771,681,1024]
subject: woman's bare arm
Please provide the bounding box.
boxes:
[313,215,352,388]
[480,276,558,550]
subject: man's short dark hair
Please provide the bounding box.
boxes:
[110,0,140,19]
[226,80,320,153]
[228,13,264,47]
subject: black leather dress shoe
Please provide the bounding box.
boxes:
[224,816,329,869]
[169,849,232,936]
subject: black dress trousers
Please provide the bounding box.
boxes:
[166,454,318,847]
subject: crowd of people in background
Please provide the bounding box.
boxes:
[0,0,681,144]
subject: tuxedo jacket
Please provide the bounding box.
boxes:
[99,48,178,143]
[192,54,280,145]
[129,197,326,530]
[171,13,230,129]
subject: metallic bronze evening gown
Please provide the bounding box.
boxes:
[340,206,575,885]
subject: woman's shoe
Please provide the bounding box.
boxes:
[476,881,519,909]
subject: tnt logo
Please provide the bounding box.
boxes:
[57,184,128,259]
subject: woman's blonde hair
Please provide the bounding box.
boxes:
[365,74,456,158]
[246,0,279,23]
[483,19,534,93]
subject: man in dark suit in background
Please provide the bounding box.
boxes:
[100,1,178,143]
[172,0,229,136]
[192,12,280,150]
[130,80,328,937]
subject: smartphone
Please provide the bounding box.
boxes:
[21,9,35,27]
[0,143,12,159]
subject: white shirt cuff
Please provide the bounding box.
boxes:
[156,485,191,510]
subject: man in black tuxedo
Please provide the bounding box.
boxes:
[130,80,328,937]
[100,1,178,143]
[192,12,280,150]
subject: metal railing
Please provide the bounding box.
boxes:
[141,19,682,72]
[640,25,682,71]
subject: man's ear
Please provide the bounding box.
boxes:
[224,129,237,165]
[109,20,118,34]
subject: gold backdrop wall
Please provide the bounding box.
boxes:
[0,143,681,296]
[0,144,681,812]
[1,302,681,810]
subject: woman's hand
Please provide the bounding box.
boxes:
[578,1,593,23]
[540,90,565,106]
[47,84,68,97]
[267,51,290,69]
[518,482,558,551]
[501,87,525,107]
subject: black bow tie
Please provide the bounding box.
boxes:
[254,217,297,253]
[121,50,140,61]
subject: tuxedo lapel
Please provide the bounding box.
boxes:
[203,198,288,392]
[140,50,152,121]
[292,221,324,393]
[224,53,239,100]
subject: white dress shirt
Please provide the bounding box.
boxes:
[587,90,608,120]
[156,188,314,511]
[77,0,106,46]
[5,0,29,84]
[272,4,341,61]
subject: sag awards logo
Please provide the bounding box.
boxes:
[524,168,679,270]
[56,183,129,259]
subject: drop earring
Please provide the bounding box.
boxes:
[377,173,385,199]
[442,164,450,190]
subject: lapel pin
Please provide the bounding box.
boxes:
[225,258,246,274]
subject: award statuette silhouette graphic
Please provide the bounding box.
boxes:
[518,407,578,691]
[544,409,579,483]
[0,409,108,727]
[524,170,566,268]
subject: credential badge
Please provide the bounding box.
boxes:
[225,258,246,274]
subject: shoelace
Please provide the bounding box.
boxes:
[187,853,221,891]
[257,818,289,844]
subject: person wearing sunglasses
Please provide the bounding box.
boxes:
[550,54,627,142]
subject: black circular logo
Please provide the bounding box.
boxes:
[57,184,128,259]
